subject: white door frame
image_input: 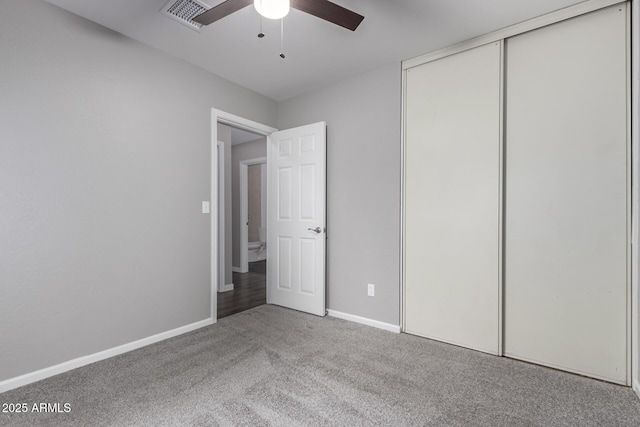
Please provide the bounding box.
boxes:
[210,109,277,321]
[239,157,267,273]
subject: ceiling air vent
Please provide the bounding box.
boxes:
[160,0,213,32]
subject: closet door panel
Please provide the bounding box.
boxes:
[504,6,628,384]
[404,42,501,354]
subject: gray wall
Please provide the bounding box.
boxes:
[231,139,267,268]
[277,63,402,326]
[217,124,234,287]
[0,0,276,382]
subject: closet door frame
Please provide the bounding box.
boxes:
[401,0,636,387]
[631,0,639,395]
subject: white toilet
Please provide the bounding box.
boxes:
[248,227,267,262]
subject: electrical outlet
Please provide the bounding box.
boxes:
[202,201,210,214]
[367,283,375,297]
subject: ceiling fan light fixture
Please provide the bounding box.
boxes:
[254,0,290,20]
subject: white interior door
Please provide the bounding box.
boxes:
[267,122,326,316]
[404,42,502,355]
[504,5,629,384]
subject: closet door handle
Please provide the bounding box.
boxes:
[308,227,322,234]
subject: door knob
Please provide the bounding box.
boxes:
[308,227,322,234]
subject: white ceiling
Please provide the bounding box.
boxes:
[45,0,587,101]
[231,126,263,145]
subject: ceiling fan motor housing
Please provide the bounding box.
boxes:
[254,0,290,20]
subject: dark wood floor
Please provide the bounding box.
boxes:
[217,261,266,319]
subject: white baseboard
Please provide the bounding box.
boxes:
[219,283,234,292]
[231,266,245,273]
[327,309,401,333]
[0,317,213,394]
[634,380,640,400]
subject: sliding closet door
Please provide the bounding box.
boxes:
[504,6,628,384]
[404,42,501,355]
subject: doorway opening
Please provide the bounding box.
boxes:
[210,109,327,322]
[212,111,276,321]
[240,158,267,272]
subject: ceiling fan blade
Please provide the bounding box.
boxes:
[193,0,253,25]
[291,0,364,31]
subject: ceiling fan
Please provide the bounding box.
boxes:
[193,0,364,31]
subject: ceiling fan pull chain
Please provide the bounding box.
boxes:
[279,18,285,59]
[258,15,265,38]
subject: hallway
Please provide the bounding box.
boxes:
[217,261,266,319]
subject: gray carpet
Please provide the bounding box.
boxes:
[2,305,640,426]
